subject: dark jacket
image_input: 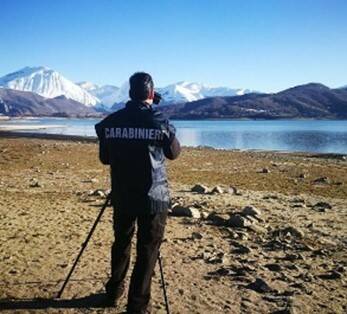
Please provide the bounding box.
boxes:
[95,100,180,215]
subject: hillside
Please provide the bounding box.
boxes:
[0,88,99,117]
[161,83,347,119]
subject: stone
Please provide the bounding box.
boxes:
[318,271,342,280]
[29,179,42,188]
[171,205,201,219]
[201,211,209,219]
[312,202,332,212]
[274,226,304,239]
[191,184,209,194]
[228,214,252,228]
[242,205,262,217]
[211,186,224,194]
[207,212,230,226]
[246,278,273,293]
[232,244,252,254]
[265,263,282,271]
[191,232,203,240]
[258,168,270,173]
[313,176,330,184]
[82,178,99,183]
[88,189,107,198]
[227,186,238,195]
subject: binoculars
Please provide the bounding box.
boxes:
[153,92,162,105]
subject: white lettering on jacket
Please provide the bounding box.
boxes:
[104,127,164,140]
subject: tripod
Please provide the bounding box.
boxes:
[57,194,170,314]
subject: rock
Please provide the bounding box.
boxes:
[211,186,224,194]
[258,168,270,173]
[242,205,262,217]
[228,214,252,228]
[246,278,273,293]
[312,202,332,212]
[274,226,304,239]
[283,253,303,261]
[191,184,209,194]
[207,213,230,226]
[29,179,42,188]
[88,189,107,198]
[201,211,209,219]
[82,178,99,183]
[313,176,330,184]
[171,205,201,219]
[227,186,238,195]
[207,254,224,264]
[265,263,282,272]
[191,232,203,240]
[318,270,342,280]
[232,244,252,254]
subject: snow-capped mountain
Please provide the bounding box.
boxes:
[108,81,254,109]
[0,66,99,107]
[157,81,252,104]
[77,81,119,108]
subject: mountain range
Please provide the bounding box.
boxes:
[0,66,346,119]
[0,66,250,110]
[161,83,347,119]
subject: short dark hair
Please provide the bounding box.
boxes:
[129,72,154,101]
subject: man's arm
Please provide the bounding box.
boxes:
[162,121,181,160]
[95,123,110,165]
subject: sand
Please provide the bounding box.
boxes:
[0,135,346,313]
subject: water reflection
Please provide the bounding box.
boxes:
[1,118,346,154]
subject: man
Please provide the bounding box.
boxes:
[95,72,180,314]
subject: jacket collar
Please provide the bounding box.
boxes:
[125,100,152,110]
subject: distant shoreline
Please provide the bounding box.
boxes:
[1,130,345,159]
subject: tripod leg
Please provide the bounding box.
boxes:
[158,251,170,314]
[56,195,111,299]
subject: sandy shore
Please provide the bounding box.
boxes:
[0,135,346,313]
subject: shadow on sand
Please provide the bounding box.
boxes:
[0,293,120,311]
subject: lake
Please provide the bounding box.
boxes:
[1,118,346,154]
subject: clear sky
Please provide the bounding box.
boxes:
[1,0,346,92]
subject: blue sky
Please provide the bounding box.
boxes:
[0,0,346,92]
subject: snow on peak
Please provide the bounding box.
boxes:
[156,81,252,103]
[0,66,99,106]
[77,81,100,91]
[77,82,120,108]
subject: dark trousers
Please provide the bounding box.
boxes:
[106,208,168,312]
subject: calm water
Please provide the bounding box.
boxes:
[1,118,347,154]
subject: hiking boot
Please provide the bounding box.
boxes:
[126,301,152,314]
[105,280,125,302]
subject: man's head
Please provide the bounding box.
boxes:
[129,72,154,104]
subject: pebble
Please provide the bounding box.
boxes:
[171,205,201,219]
[265,263,282,271]
[313,176,330,184]
[246,278,273,293]
[312,201,332,212]
[228,214,252,228]
[318,270,342,280]
[191,184,209,194]
[211,186,224,194]
[242,205,262,217]
[191,232,203,240]
[29,179,42,188]
[233,244,252,254]
[207,212,230,226]
[227,186,238,195]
